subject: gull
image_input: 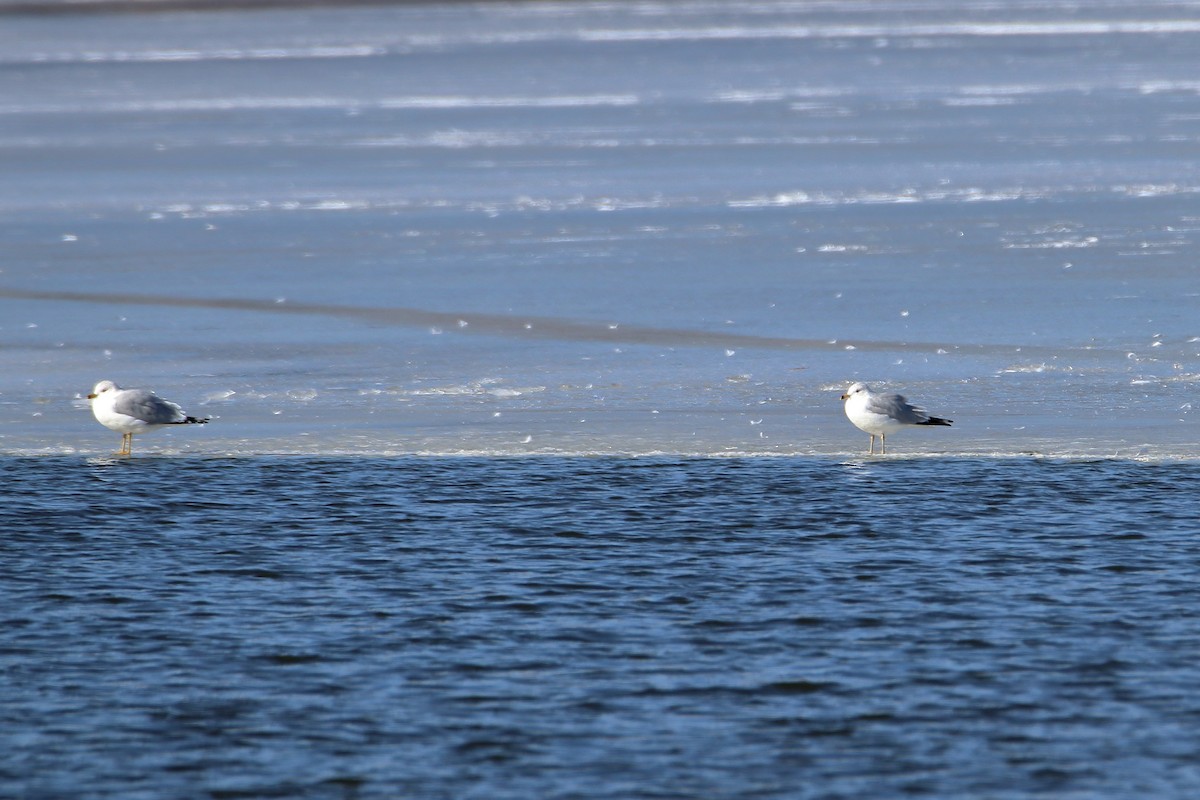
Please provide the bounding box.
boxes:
[840,382,952,455]
[87,380,209,455]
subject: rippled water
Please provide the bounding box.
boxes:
[5,455,1200,798]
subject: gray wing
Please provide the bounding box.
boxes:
[867,392,931,424]
[113,389,186,424]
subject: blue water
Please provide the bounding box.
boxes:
[3,0,1200,796]
[5,455,1200,799]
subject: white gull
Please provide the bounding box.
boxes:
[87,380,209,455]
[840,382,952,455]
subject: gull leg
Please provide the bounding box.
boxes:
[868,435,875,455]
[120,433,132,456]
[880,434,886,455]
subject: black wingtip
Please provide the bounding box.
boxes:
[184,416,210,424]
[920,416,952,427]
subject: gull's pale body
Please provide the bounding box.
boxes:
[840,382,952,455]
[87,380,208,455]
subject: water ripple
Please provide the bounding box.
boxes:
[4,456,1200,798]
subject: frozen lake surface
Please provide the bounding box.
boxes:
[0,0,1198,457]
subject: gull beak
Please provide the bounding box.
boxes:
[840,393,850,400]
[87,393,97,399]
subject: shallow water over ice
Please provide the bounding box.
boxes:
[0,0,1198,460]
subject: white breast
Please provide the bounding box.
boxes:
[844,392,906,436]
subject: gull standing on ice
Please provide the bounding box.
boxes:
[87,380,209,455]
[840,382,952,455]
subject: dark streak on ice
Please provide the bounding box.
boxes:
[0,286,1069,357]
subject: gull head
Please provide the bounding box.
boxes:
[840,381,869,401]
[88,379,119,400]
